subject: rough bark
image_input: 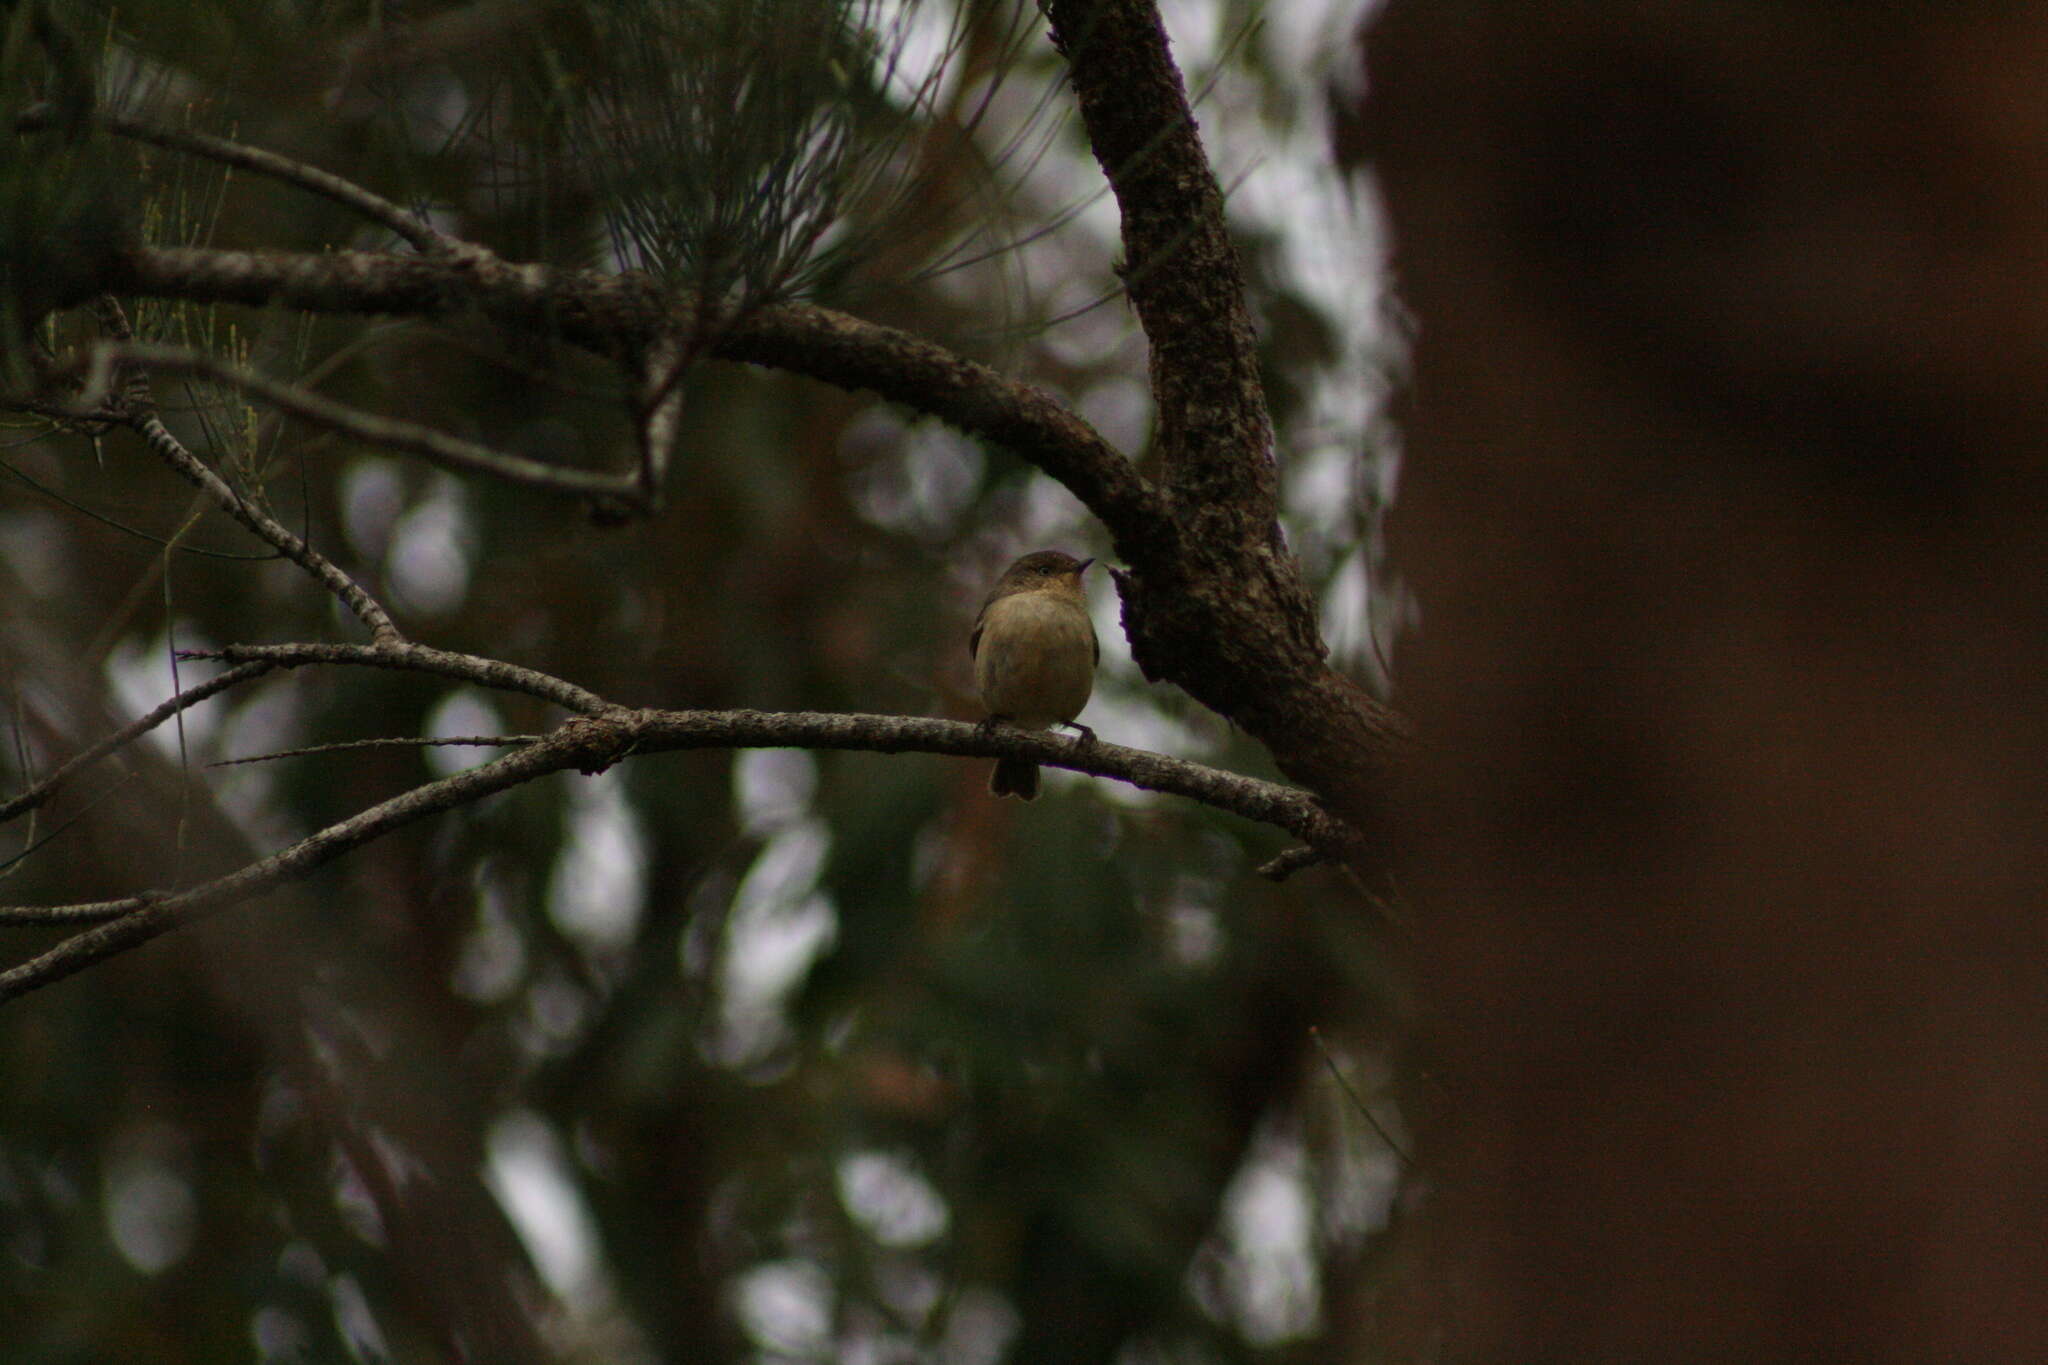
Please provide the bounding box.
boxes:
[1045,0,1404,829]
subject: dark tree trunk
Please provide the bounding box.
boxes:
[1356,5,2048,1360]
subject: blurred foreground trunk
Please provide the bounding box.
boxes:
[1355,5,2048,1359]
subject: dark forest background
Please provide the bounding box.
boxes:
[8,1,2048,1362]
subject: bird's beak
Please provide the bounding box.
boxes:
[1076,558,1095,573]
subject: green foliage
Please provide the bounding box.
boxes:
[568,0,892,296]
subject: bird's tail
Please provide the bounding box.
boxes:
[989,757,1040,800]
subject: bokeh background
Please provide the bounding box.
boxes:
[0,3,1408,1362]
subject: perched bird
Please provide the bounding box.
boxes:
[971,550,1099,800]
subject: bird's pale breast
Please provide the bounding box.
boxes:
[974,590,1095,727]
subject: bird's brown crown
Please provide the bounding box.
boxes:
[993,550,1093,592]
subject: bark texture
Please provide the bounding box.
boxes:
[1046,0,1404,828]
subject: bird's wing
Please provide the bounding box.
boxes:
[969,598,990,659]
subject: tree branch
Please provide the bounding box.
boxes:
[183,646,1355,854]
[73,300,407,646]
[98,247,1164,539]
[207,734,539,767]
[1037,1,1408,830]
[0,725,593,1002]
[75,339,640,503]
[0,697,1359,1000]
[616,708,1357,853]
[131,408,404,643]
[14,103,461,256]
[720,300,1166,548]
[44,634,1354,854]
[1043,0,1274,524]
[182,642,612,715]
[0,660,277,825]
[34,7,1401,846]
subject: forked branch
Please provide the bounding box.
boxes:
[0,650,1363,999]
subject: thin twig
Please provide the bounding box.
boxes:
[207,734,540,767]
[137,414,403,643]
[178,641,612,716]
[1309,1026,1412,1167]
[1255,845,1330,881]
[76,341,642,504]
[83,302,404,645]
[0,895,152,928]
[0,446,275,560]
[14,103,460,255]
[0,730,593,994]
[1,774,140,876]
[0,660,277,825]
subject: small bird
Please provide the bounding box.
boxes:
[971,550,1099,800]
